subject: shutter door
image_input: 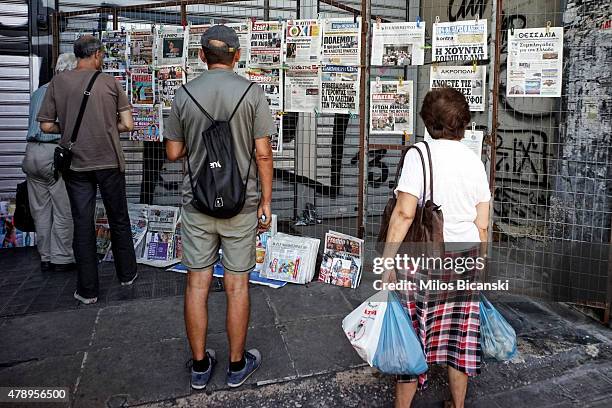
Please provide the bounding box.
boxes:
[0,0,31,197]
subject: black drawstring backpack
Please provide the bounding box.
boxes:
[182,83,255,219]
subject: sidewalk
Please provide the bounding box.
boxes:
[1,249,612,407]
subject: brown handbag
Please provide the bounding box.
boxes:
[376,141,444,251]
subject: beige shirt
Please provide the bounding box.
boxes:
[37,69,131,172]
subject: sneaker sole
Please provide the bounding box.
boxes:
[190,382,207,390]
[227,361,261,388]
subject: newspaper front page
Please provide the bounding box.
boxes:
[322,18,361,65]
[321,65,359,114]
[283,19,322,64]
[371,22,425,66]
[319,231,364,289]
[249,21,283,67]
[429,65,486,111]
[130,106,161,142]
[284,64,321,113]
[507,27,564,97]
[432,19,488,62]
[370,80,414,135]
[154,26,186,67]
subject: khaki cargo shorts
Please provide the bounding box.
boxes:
[181,204,257,273]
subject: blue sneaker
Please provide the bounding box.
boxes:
[191,349,216,390]
[227,349,262,388]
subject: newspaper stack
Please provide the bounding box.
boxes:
[140,205,179,267]
[261,233,320,284]
[319,230,364,289]
[255,214,278,272]
[0,201,36,248]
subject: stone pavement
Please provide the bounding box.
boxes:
[1,248,612,407]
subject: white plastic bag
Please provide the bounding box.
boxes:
[342,291,388,365]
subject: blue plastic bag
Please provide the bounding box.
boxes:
[371,291,428,375]
[480,295,518,361]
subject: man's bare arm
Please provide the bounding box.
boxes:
[165,140,186,161]
[117,109,134,133]
[40,121,61,134]
[255,136,273,228]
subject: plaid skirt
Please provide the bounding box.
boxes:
[397,247,482,388]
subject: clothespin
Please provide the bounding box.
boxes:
[376,16,382,29]
[314,108,320,118]
[277,16,283,24]
[416,16,421,28]
[435,16,440,24]
[376,76,381,85]
[475,15,479,25]
[250,17,257,25]
[277,111,286,117]
[432,62,438,72]
[510,22,515,36]
[419,44,432,50]
[354,13,358,24]
[403,131,411,143]
[471,122,476,133]
[210,18,215,26]
[546,21,551,33]
[398,76,404,86]
[472,59,477,72]
[349,110,357,119]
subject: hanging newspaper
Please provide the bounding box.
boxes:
[154,26,186,67]
[130,106,161,142]
[128,30,153,66]
[322,18,361,65]
[226,22,251,78]
[507,27,564,97]
[432,19,488,62]
[101,30,128,71]
[370,79,414,135]
[425,128,484,157]
[261,233,320,284]
[130,70,155,106]
[319,231,364,289]
[429,65,486,111]
[249,21,283,67]
[101,31,128,92]
[321,65,359,114]
[247,67,283,152]
[186,24,209,81]
[371,22,426,66]
[283,19,322,64]
[284,64,321,112]
[104,203,149,262]
[157,66,185,109]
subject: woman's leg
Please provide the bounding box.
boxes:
[447,366,468,408]
[395,381,417,408]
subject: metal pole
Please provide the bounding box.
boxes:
[357,0,370,239]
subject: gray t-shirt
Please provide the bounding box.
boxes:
[164,68,276,212]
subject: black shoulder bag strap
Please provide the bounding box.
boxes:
[182,82,256,193]
[68,70,101,148]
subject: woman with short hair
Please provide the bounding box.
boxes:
[382,87,491,408]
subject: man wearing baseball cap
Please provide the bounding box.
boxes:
[164,25,275,390]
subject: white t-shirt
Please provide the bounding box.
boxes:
[394,139,491,242]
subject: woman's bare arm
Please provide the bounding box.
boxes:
[381,192,419,282]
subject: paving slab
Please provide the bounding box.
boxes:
[0,308,98,364]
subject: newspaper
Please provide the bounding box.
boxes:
[130,106,161,142]
[261,233,320,284]
[432,19,488,62]
[154,26,186,67]
[507,27,564,97]
[140,205,180,267]
[101,31,128,91]
[249,21,283,67]
[255,214,278,272]
[185,24,209,81]
[147,205,178,232]
[371,22,425,66]
[157,66,185,110]
[429,65,486,111]
[319,230,363,289]
[283,19,322,64]
[370,79,414,135]
[130,71,155,106]
[321,65,359,114]
[0,202,36,248]
[424,128,484,157]
[284,64,321,112]
[247,67,283,152]
[128,30,153,66]
[226,22,251,78]
[94,203,111,256]
[322,18,361,65]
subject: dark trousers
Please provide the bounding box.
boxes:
[64,168,137,298]
[139,141,165,205]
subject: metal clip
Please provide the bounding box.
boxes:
[510,22,515,36]
[546,21,551,33]
[83,91,91,96]
[416,16,421,28]
[435,16,440,24]
[471,122,476,133]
